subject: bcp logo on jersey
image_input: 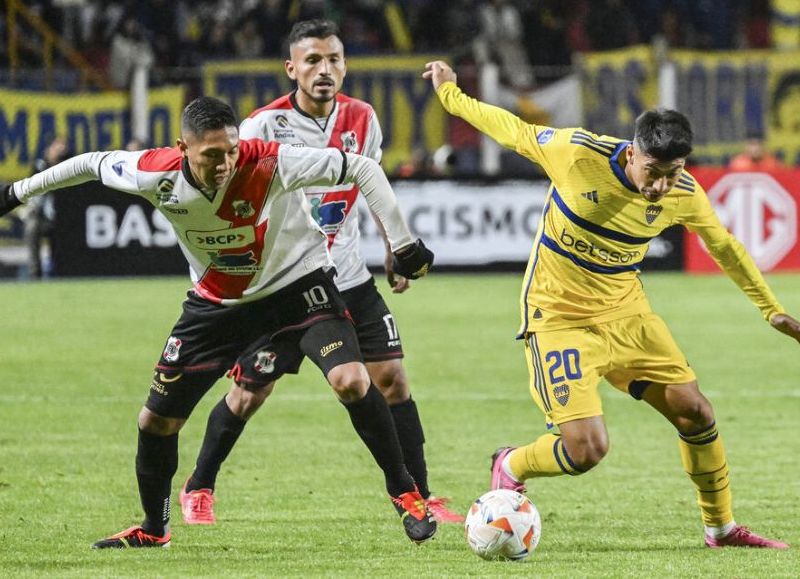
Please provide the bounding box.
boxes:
[706,173,797,271]
[187,225,255,249]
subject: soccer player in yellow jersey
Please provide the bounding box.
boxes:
[423,60,800,549]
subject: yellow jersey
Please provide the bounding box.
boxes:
[435,82,784,334]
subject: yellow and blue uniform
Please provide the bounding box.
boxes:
[436,81,785,426]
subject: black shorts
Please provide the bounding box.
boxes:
[340,277,404,362]
[147,268,363,418]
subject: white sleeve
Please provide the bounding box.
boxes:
[277,144,349,191]
[344,153,413,252]
[363,113,384,164]
[13,150,143,203]
[239,116,266,140]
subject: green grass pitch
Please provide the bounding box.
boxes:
[1,272,798,577]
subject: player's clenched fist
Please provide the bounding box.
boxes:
[392,239,434,280]
[423,61,457,90]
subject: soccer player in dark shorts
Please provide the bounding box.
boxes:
[0,95,437,548]
[179,19,463,527]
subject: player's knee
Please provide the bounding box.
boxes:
[675,392,715,434]
[227,382,274,420]
[561,431,609,472]
[370,362,409,405]
[327,362,371,402]
[138,406,185,435]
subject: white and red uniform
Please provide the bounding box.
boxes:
[13,139,412,305]
[240,92,382,291]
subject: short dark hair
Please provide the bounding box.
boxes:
[181,96,238,136]
[633,109,693,161]
[287,19,339,48]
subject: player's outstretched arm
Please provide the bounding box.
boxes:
[770,313,800,343]
[5,151,135,212]
[345,154,433,280]
[422,60,527,151]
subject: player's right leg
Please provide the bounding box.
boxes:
[491,328,609,491]
[181,381,275,525]
[93,292,247,549]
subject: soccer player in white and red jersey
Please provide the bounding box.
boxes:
[0,96,437,547]
[424,60,800,549]
[179,20,464,525]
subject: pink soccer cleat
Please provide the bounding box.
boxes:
[180,480,216,525]
[705,526,789,549]
[490,447,527,494]
[426,496,465,523]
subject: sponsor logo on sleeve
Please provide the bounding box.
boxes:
[112,161,125,176]
[537,128,556,145]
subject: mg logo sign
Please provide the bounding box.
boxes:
[706,173,797,271]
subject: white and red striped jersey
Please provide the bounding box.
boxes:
[13,138,413,305]
[240,92,382,291]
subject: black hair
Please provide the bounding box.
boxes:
[181,96,238,136]
[633,108,693,161]
[287,19,340,48]
[770,72,800,129]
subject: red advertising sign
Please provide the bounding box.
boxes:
[685,168,800,272]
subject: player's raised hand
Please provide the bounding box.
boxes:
[0,184,22,217]
[769,313,800,344]
[423,61,457,90]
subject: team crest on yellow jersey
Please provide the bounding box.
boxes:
[553,384,570,406]
[645,204,663,224]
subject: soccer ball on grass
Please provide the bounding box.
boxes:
[464,489,541,561]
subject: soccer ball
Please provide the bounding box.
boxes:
[464,489,541,561]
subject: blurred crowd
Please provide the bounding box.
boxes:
[8,0,778,88]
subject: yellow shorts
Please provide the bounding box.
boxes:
[524,313,696,426]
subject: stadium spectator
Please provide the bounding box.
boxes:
[424,59,799,550]
[585,0,639,51]
[728,130,784,171]
[107,16,154,88]
[0,95,436,549]
[474,0,533,89]
[20,135,68,279]
[179,19,464,529]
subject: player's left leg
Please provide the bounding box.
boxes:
[642,381,788,549]
[344,278,462,522]
[606,313,789,549]
[300,317,436,543]
[181,381,275,524]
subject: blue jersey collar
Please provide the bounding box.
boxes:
[609,141,639,193]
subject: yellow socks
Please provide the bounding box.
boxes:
[509,433,583,480]
[678,422,733,527]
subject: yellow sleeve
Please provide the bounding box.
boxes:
[435,81,573,179]
[677,184,784,322]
